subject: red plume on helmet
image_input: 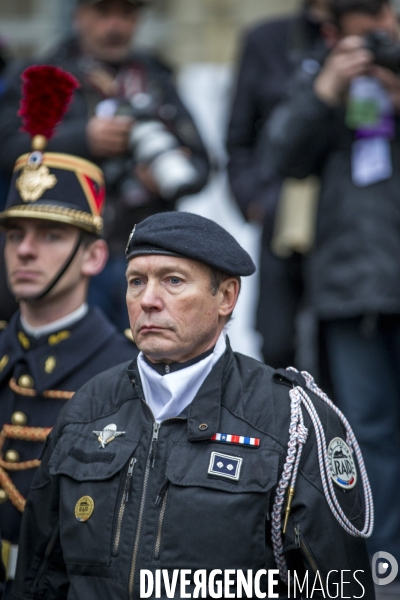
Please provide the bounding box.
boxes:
[0,64,105,236]
[18,65,79,145]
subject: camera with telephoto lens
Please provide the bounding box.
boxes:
[364,30,400,73]
[115,92,200,201]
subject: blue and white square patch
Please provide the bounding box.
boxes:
[207,451,243,481]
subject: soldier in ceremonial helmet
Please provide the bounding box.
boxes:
[0,65,136,596]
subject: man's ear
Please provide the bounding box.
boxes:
[218,278,240,320]
[81,239,109,277]
[321,21,341,48]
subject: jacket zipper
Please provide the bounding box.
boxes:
[112,457,137,557]
[128,414,185,599]
[154,480,170,561]
[128,421,160,598]
[33,523,60,589]
[151,422,161,468]
[294,523,326,589]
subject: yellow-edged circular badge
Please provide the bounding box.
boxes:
[75,496,95,522]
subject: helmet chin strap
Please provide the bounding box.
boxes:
[14,231,85,303]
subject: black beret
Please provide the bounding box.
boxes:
[125,212,256,277]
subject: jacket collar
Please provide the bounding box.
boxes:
[127,338,235,441]
[0,308,119,393]
[188,337,235,440]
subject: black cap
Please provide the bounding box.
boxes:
[0,152,105,235]
[125,212,256,277]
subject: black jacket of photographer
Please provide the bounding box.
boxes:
[227,12,323,241]
[13,342,374,600]
[0,38,210,256]
[266,52,400,319]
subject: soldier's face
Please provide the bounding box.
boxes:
[126,255,238,363]
[74,1,140,64]
[4,219,87,303]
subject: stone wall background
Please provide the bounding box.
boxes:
[0,0,299,64]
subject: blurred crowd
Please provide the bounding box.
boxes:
[1,0,400,597]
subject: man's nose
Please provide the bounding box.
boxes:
[140,281,164,311]
[16,232,37,258]
[106,18,127,34]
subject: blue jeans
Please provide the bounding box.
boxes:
[88,257,130,332]
[323,316,400,565]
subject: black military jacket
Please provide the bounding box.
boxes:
[0,307,137,545]
[14,343,374,600]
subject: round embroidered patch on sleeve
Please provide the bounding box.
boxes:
[328,437,357,489]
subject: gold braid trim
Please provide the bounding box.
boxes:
[43,389,74,400]
[0,204,103,235]
[0,466,25,512]
[0,425,52,511]
[9,377,36,397]
[9,378,75,400]
[2,424,52,442]
[0,458,41,471]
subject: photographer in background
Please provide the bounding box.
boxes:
[226,0,328,370]
[267,0,400,591]
[0,0,210,331]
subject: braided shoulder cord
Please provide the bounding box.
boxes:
[271,368,374,583]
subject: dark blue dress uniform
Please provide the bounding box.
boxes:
[0,65,140,592]
[0,308,136,583]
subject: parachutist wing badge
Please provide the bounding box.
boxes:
[93,423,125,449]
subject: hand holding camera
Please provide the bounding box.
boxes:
[88,93,200,200]
[314,36,373,105]
[315,30,400,109]
[86,114,134,158]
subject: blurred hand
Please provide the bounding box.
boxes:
[86,115,134,158]
[134,147,192,196]
[314,36,373,106]
[371,64,400,111]
[135,162,160,195]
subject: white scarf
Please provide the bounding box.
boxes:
[138,331,226,422]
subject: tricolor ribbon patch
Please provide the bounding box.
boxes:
[211,433,260,447]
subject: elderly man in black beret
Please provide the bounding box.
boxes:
[14,212,375,600]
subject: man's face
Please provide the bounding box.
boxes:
[4,219,85,302]
[74,0,140,64]
[126,255,233,363]
[339,5,398,38]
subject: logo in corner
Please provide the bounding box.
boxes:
[372,552,399,586]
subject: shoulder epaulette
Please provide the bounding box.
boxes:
[274,368,306,389]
